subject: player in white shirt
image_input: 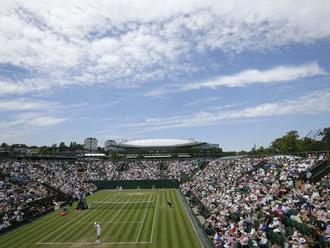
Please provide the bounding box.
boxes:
[94,222,101,244]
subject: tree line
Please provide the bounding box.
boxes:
[224,127,330,156]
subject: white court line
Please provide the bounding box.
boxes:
[80,221,143,224]
[90,201,152,204]
[36,241,151,245]
[37,192,116,243]
[36,191,111,244]
[35,191,110,243]
[36,191,155,246]
[149,192,159,243]
[52,195,111,243]
[135,192,153,242]
[108,200,127,223]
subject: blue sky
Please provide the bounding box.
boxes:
[0,0,330,150]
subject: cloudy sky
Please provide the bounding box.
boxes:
[0,0,330,150]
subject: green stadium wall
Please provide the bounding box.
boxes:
[90,179,180,189]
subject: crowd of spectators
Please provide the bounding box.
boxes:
[0,158,201,231]
[119,160,161,180]
[0,160,99,231]
[118,159,201,181]
[1,155,328,247]
[0,161,57,231]
[0,160,97,195]
[181,154,329,247]
[85,160,119,181]
[164,160,200,180]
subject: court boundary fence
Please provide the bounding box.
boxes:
[178,190,214,248]
[90,179,180,189]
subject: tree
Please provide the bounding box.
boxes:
[320,127,330,150]
[111,152,118,160]
[50,144,57,153]
[39,146,52,155]
[271,130,300,153]
[59,142,67,151]
[255,146,265,155]
[77,144,84,150]
[70,142,77,151]
[298,137,323,152]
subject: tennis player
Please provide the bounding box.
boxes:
[94,222,101,244]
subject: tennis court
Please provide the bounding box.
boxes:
[0,189,202,248]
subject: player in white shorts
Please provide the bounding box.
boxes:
[94,222,101,244]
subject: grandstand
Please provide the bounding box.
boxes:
[105,138,221,159]
[0,152,329,247]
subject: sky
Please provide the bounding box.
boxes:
[0,0,330,151]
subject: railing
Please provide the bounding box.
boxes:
[311,160,330,181]
[178,190,214,248]
[301,159,330,181]
[184,190,211,219]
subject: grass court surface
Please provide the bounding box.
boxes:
[0,189,202,248]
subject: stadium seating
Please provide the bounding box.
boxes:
[0,155,329,247]
[181,155,329,247]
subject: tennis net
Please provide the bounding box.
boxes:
[88,200,153,209]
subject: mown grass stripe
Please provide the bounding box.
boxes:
[52,190,122,243]
[0,189,202,248]
[71,191,122,242]
[170,190,184,248]
[117,191,151,242]
[80,191,127,243]
[106,191,145,243]
[135,191,153,242]
[149,192,158,243]
[134,192,156,243]
[164,190,174,248]
[1,190,110,247]
[157,191,166,248]
[176,190,202,248]
[93,192,129,242]
[53,190,125,243]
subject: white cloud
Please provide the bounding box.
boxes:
[24,115,68,127]
[0,99,57,112]
[0,79,51,95]
[125,89,330,130]
[0,1,329,95]
[185,96,222,106]
[0,112,68,142]
[0,113,68,129]
[183,62,326,90]
[146,62,327,96]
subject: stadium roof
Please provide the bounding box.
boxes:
[119,139,198,147]
[84,153,106,157]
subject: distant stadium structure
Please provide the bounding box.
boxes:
[104,138,221,158]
